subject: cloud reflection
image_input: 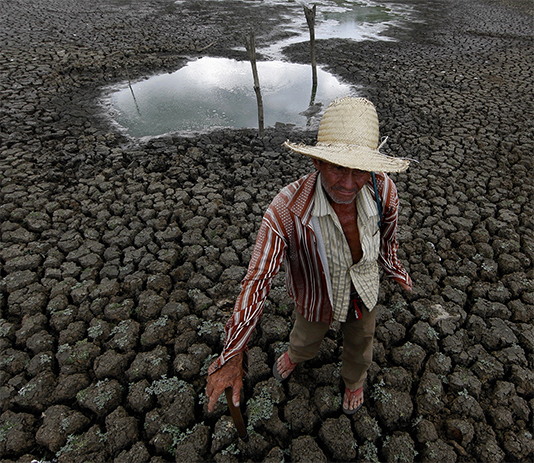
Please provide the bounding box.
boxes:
[110,57,355,138]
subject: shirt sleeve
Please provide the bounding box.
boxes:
[377,175,413,290]
[207,207,288,375]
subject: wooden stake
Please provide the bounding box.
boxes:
[225,387,249,441]
[244,31,265,138]
[304,5,318,106]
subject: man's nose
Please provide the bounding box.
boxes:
[339,173,356,189]
[340,171,367,190]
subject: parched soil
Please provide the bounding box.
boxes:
[0,0,533,462]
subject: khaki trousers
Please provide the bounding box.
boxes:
[287,306,376,390]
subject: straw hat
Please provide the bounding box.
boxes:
[283,97,410,173]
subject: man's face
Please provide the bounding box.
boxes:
[313,159,371,205]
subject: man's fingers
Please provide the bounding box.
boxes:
[207,386,222,412]
[207,395,216,413]
[231,375,243,408]
[232,386,240,408]
[206,377,224,412]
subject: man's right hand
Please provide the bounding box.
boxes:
[206,352,244,413]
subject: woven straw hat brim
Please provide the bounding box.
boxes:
[283,141,410,173]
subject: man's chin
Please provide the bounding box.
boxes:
[330,193,357,204]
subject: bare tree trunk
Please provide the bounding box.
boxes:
[244,31,264,138]
[304,5,317,106]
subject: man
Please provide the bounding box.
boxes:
[206,97,412,415]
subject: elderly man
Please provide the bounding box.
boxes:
[206,97,412,415]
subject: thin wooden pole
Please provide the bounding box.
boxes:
[304,5,317,106]
[244,31,264,138]
[225,387,249,441]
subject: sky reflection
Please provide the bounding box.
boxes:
[105,0,416,138]
[109,57,354,138]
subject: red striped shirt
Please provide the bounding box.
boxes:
[208,171,411,374]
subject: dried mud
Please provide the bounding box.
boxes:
[0,0,533,462]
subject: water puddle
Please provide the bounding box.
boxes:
[106,57,354,138]
[105,0,416,138]
[254,0,414,59]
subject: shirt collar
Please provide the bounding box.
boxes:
[312,173,333,218]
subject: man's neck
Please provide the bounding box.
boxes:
[328,197,357,217]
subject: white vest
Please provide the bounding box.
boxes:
[312,179,380,321]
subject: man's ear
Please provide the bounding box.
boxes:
[312,158,322,169]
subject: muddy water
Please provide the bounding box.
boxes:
[256,0,415,59]
[106,57,354,137]
[106,0,415,138]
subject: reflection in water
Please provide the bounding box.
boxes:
[105,0,417,138]
[254,0,412,59]
[108,57,354,138]
[318,1,397,38]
